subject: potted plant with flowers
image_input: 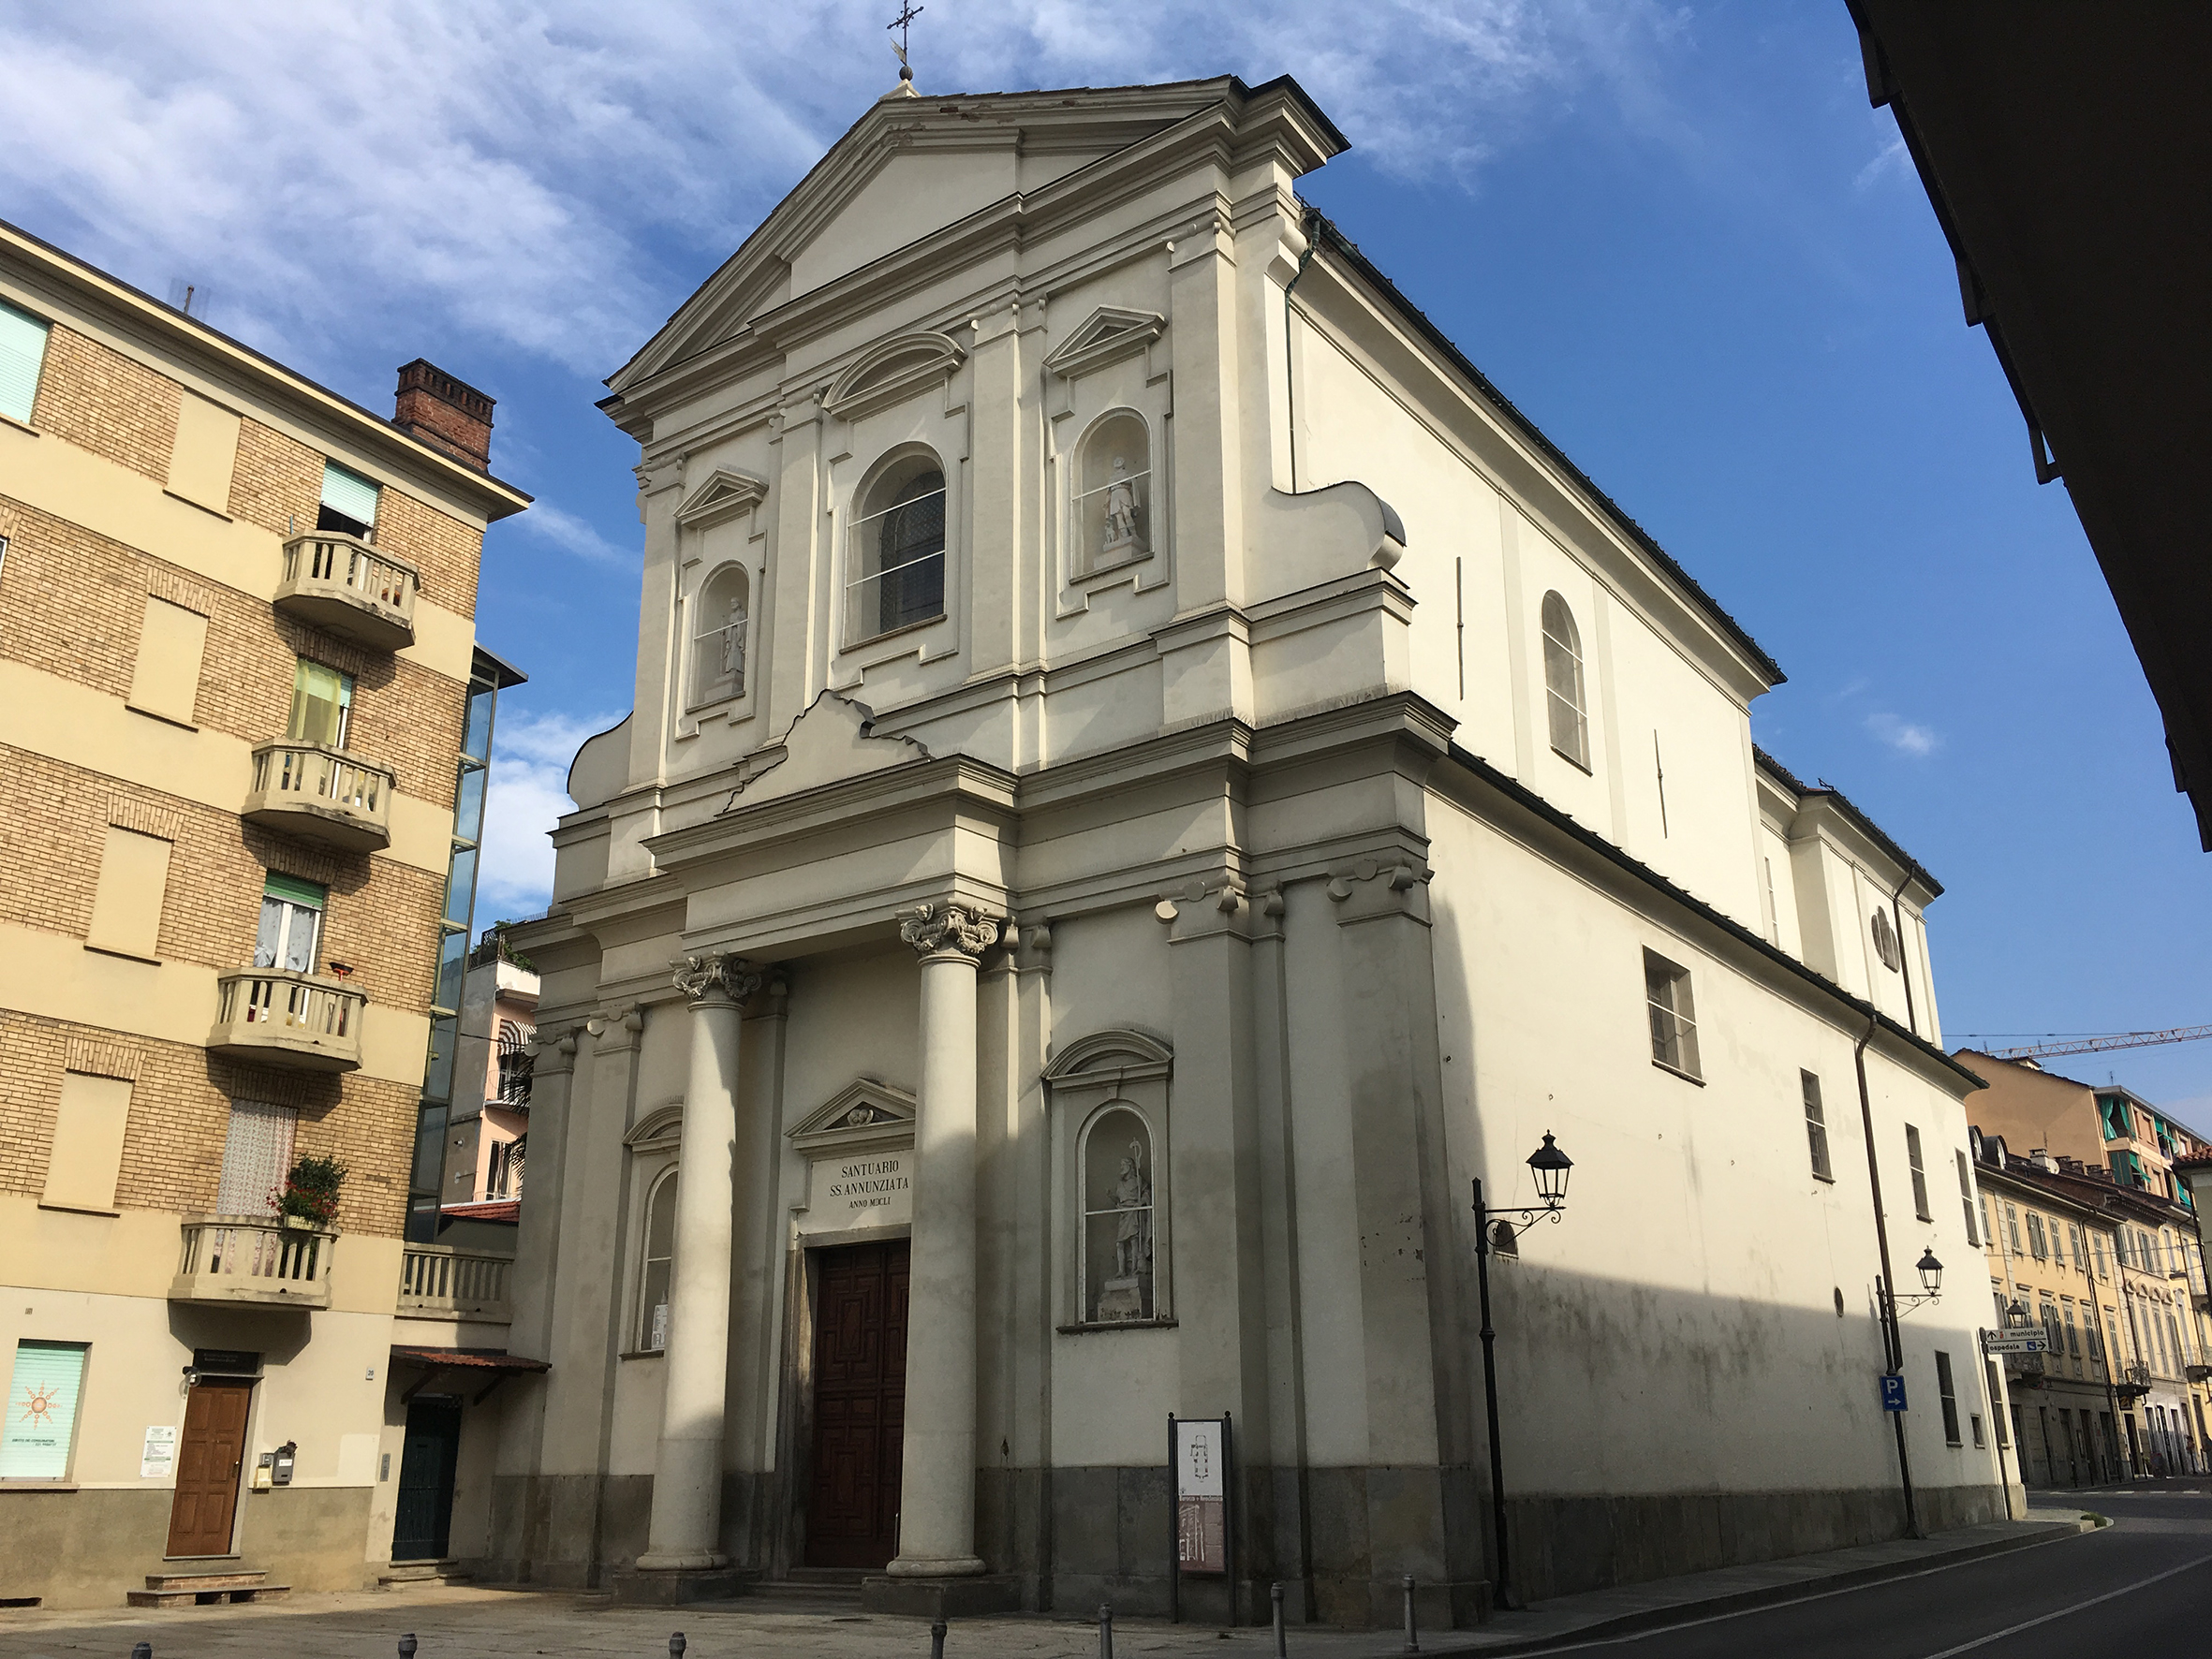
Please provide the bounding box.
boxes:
[279,1154,347,1231]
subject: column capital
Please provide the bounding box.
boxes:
[673,952,763,1006]
[899,902,1006,962]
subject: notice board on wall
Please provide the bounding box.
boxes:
[1174,1416,1228,1575]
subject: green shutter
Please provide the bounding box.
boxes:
[262,872,327,909]
[0,301,51,426]
[319,461,381,528]
[0,1342,88,1479]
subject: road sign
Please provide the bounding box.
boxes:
[1880,1373,1908,1413]
[1981,1331,2050,1355]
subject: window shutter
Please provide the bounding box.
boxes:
[0,301,50,425]
[0,1342,89,1479]
[319,461,381,528]
[262,871,328,910]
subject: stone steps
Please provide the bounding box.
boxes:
[127,1569,289,1608]
[379,1560,474,1588]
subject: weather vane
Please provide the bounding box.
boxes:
[889,1,922,87]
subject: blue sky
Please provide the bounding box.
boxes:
[7,2,2205,1121]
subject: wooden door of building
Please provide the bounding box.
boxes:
[166,1377,253,1557]
[805,1239,909,1568]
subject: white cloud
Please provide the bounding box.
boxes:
[0,2,1683,384]
[1853,127,1910,193]
[1865,711,1940,757]
[520,503,635,567]
[473,707,621,924]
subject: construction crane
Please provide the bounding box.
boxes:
[1961,1024,2212,1062]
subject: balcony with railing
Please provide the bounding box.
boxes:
[170,1216,335,1309]
[243,741,395,853]
[207,969,366,1073]
[2118,1360,2154,1398]
[276,533,419,652]
[397,1244,512,1322]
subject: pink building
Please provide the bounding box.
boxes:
[442,932,537,1209]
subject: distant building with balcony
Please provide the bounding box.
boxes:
[0,220,533,1607]
[441,930,538,1209]
[1954,1050,2211,1210]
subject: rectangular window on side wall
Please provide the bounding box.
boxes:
[2028,1213,2048,1260]
[1802,1071,1832,1180]
[1906,1123,1930,1221]
[215,1101,297,1216]
[1643,950,1700,1079]
[317,461,380,538]
[1956,1151,1978,1244]
[0,300,51,425]
[41,1072,133,1213]
[2005,1202,2022,1255]
[1,1341,89,1480]
[1934,1350,1961,1446]
[1984,1359,2009,1445]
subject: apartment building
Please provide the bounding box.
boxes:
[1958,1050,2210,1209]
[443,929,538,1209]
[0,219,529,1607]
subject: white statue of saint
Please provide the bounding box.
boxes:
[1101,455,1143,555]
[1112,1140,1151,1279]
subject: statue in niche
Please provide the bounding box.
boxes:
[1096,1139,1153,1321]
[1100,455,1144,559]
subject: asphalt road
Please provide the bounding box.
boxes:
[1542,1487,2212,1659]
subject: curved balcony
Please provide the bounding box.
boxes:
[243,741,395,853]
[208,969,366,1073]
[170,1215,334,1310]
[276,533,419,652]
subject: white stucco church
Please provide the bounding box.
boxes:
[491,72,2006,1624]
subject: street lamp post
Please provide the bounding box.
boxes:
[1873,1243,1944,1537]
[1471,1132,1573,1613]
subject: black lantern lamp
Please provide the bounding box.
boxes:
[1915,1247,1943,1298]
[1527,1132,1573,1210]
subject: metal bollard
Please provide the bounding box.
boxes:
[399,1637,418,1659]
[1402,1576,1419,1655]
[1271,1582,1286,1658]
[132,1645,152,1659]
[1098,1604,1113,1659]
[930,1617,948,1659]
[671,1636,686,1659]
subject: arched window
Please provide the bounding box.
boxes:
[849,455,945,639]
[639,1168,679,1353]
[1541,591,1589,769]
[691,564,748,706]
[1075,411,1150,572]
[1081,1104,1156,1322]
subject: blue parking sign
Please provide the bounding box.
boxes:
[1880,1373,1908,1413]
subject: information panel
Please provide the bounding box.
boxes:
[1175,1417,1228,1575]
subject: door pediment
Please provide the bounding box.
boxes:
[789,1076,917,1156]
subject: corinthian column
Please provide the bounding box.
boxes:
[637,952,760,1573]
[887,901,1004,1578]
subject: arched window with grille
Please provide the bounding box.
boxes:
[691,564,749,707]
[1541,591,1589,769]
[849,454,946,639]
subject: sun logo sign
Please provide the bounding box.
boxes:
[20,1383,60,1427]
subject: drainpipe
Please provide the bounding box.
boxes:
[1283,207,1320,493]
[1855,1009,1921,1535]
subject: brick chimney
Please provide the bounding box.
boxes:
[393,360,495,471]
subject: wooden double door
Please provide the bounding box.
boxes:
[167,1377,253,1558]
[805,1240,909,1568]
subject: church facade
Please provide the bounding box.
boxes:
[494,74,2004,1622]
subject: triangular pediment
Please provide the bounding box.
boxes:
[606,79,1340,397]
[674,467,769,530]
[789,1077,917,1154]
[721,689,931,811]
[1043,306,1166,380]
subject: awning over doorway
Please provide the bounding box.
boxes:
[390,1345,548,1403]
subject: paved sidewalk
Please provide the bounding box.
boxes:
[0,1514,2090,1659]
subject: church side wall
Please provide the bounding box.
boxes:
[1421,780,2005,1600]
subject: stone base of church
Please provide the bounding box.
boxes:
[608,1566,758,1605]
[861,1573,1024,1618]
